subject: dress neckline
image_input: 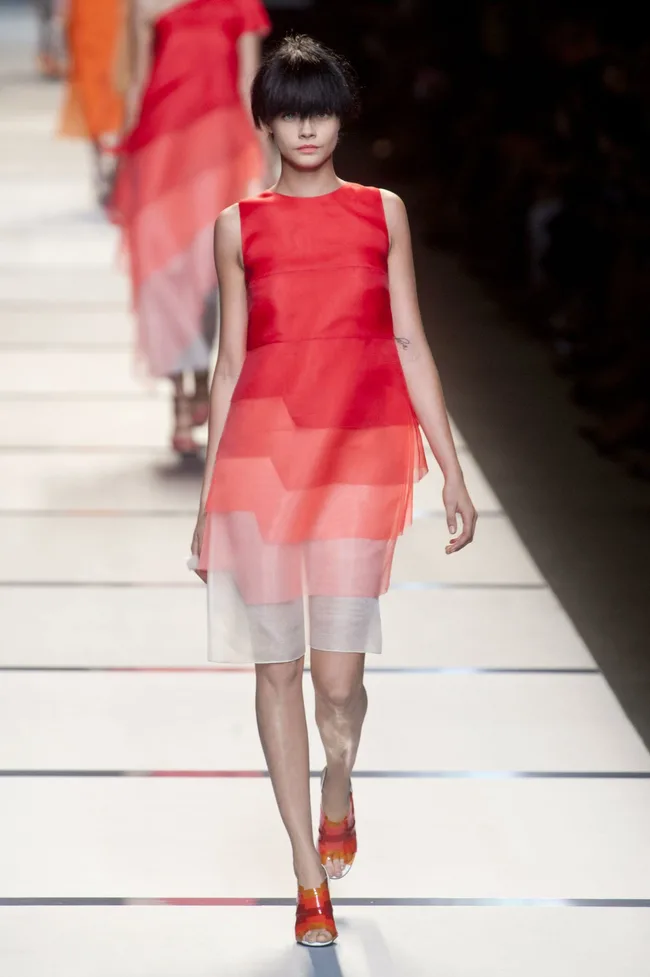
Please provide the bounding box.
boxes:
[269,182,350,201]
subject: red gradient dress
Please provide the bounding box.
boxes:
[110,0,270,377]
[199,183,428,663]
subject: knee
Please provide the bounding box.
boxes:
[256,657,304,693]
[313,675,363,712]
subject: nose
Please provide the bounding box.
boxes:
[298,116,317,139]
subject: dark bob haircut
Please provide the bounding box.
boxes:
[251,35,360,128]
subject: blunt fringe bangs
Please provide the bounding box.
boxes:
[251,35,359,128]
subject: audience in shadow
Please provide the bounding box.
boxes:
[334,0,650,479]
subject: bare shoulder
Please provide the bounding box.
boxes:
[213,203,243,267]
[214,203,242,244]
[378,189,411,251]
[215,202,241,232]
[379,188,409,230]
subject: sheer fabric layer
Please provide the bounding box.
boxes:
[200,185,428,663]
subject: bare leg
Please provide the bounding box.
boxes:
[311,650,368,878]
[192,369,210,426]
[255,657,330,944]
[90,139,105,205]
[193,288,218,427]
[170,373,184,398]
[35,0,55,73]
[194,370,210,400]
[170,373,198,454]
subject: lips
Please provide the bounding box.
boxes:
[297,146,319,153]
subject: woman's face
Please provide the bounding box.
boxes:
[266,113,341,170]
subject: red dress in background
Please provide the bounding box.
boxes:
[110,0,270,377]
[199,184,428,664]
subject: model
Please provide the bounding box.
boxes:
[58,0,125,202]
[109,0,271,456]
[190,35,478,946]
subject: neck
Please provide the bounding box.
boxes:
[274,160,341,199]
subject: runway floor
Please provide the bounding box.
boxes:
[1,7,649,976]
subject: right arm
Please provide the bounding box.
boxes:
[237,30,274,188]
[236,0,274,187]
[191,205,248,566]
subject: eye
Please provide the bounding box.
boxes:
[281,112,296,122]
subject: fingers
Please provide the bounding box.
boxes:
[445,503,457,536]
[445,504,478,554]
[189,527,206,582]
[446,529,471,554]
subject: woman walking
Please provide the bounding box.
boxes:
[110,0,271,455]
[191,35,477,946]
[58,0,125,202]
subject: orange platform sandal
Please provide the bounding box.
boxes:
[318,769,357,881]
[295,877,338,947]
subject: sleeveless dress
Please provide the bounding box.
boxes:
[199,183,428,664]
[109,0,270,378]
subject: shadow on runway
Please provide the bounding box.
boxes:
[235,942,343,977]
[154,455,205,481]
[250,917,398,977]
[306,945,344,977]
[224,917,398,977]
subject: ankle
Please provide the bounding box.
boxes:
[322,762,354,812]
[323,763,352,795]
[293,848,325,890]
[174,392,192,423]
[194,371,209,399]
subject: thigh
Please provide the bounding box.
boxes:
[305,537,393,598]
[207,573,306,664]
[305,538,386,655]
[309,595,381,655]
[248,598,306,664]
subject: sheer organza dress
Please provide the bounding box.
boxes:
[199,183,427,663]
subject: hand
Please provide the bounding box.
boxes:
[190,511,208,583]
[442,475,477,554]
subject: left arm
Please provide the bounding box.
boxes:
[382,188,477,553]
